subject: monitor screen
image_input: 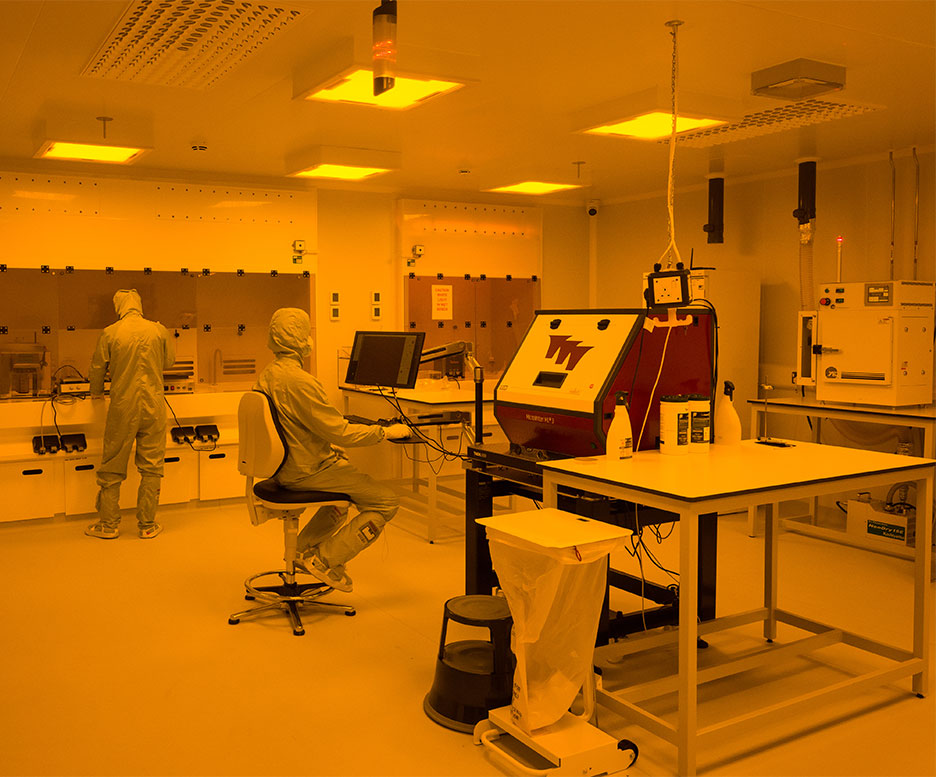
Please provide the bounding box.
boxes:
[345,331,426,389]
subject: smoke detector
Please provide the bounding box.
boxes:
[751,58,845,101]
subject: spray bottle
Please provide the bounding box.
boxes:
[605,391,633,459]
[714,380,742,446]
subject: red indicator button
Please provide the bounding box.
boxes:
[819,297,831,306]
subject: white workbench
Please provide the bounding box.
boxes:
[748,397,936,556]
[540,441,934,776]
[341,382,502,542]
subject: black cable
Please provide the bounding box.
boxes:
[687,299,719,406]
[163,395,217,452]
[886,501,916,512]
[376,386,471,462]
[801,387,814,431]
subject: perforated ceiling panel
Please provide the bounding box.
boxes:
[81,0,305,90]
[671,99,880,148]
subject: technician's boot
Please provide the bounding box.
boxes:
[89,482,122,538]
[297,504,348,555]
[136,474,162,536]
[85,522,119,539]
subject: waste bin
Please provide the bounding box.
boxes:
[477,508,632,733]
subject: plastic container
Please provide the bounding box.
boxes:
[714,380,742,446]
[605,391,633,459]
[688,394,711,453]
[659,395,689,455]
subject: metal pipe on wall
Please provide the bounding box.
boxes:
[913,147,920,280]
[889,150,896,281]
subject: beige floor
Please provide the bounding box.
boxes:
[0,499,933,777]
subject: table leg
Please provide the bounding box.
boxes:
[678,510,699,777]
[748,406,762,537]
[543,475,559,508]
[427,459,438,544]
[764,502,778,641]
[912,472,933,696]
[465,469,495,595]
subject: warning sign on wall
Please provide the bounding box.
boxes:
[432,284,453,320]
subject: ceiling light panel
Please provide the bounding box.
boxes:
[291,164,390,181]
[672,100,879,148]
[486,182,581,195]
[82,0,306,90]
[37,141,148,164]
[587,112,726,140]
[305,68,463,110]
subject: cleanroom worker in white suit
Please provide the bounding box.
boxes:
[86,289,175,540]
[255,308,410,592]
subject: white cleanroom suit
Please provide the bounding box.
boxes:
[255,308,408,588]
[88,290,175,538]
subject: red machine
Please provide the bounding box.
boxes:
[494,308,715,457]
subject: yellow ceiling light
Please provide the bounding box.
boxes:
[306,68,463,110]
[286,145,400,182]
[573,87,741,142]
[36,140,148,164]
[586,112,726,140]
[291,163,391,181]
[293,38,476,111]
[486,181,582,195]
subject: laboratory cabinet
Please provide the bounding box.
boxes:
[197,445,243,500]
[0,459,65,522]
[0,391,243,522]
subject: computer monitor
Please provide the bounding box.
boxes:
[345,330,426,390]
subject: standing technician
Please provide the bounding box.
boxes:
[85,289,175,540]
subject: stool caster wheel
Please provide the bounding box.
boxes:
[228,618,240,625]
[617,738,639,767]
[345,609,357,617]
[697,638,708,649]
[245,595,255,601]
[293,629,305,637]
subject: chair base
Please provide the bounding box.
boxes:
[228,569,356,636]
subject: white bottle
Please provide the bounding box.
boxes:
[605,391,633,459]
[714,380,742,446]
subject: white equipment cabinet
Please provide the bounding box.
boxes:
[1,459,65,522]
[198,444,243,500]
[809,280,935,406]
[0,391,242,522]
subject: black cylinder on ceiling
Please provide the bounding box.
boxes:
[793,160,817,224]
[703,177,724,244]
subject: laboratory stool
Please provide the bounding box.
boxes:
[229,391,356,636]
[424,594,514,733]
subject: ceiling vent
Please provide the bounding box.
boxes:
[751,58,846,101]
[669,99,879,148]
[81,0,306,90]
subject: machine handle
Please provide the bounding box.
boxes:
[476,727,554,776]
[74,464,95,472]
[208,453,226,459]
[22,469,43,476]
[165,456,180,463]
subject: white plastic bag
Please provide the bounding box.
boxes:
[486,528,622,733]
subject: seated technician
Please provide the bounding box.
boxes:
[255,308,411,592]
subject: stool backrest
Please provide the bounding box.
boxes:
[237,391,287,479]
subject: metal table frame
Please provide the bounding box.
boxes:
[540,441,933,776]
[748,398,936,556]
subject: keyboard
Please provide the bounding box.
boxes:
[344,414,398,427]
